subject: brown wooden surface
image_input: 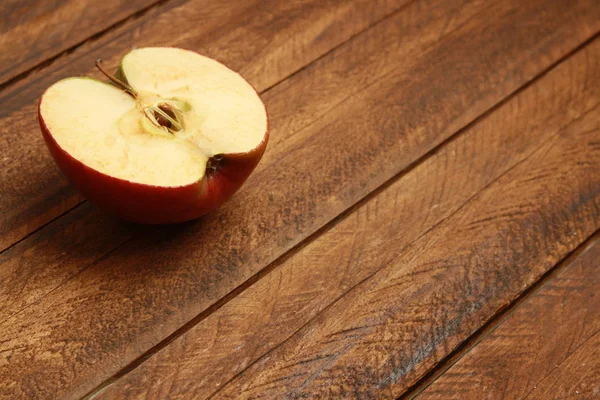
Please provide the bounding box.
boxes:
[417,235,600,400]
[180,46,600,400]
[95,35,600,400]
[0,0,404,253]
[524,314,600,399]
[2,0,596,325]
[0,0,406,323]
[0,0,159,86]
[2,2,597,398]
[0,0,599,399]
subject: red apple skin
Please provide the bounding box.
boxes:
[38,102,268,224]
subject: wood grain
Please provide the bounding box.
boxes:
[527,342,600,400]
[0,0,159,86]
[524,307,600,399]
[417,235,600,400]
[96,35,600,400]
[0,0,598,398]
[0,0,405,252]
[2,0,597,324]
[211,88,600,399]
[0,0,407,330]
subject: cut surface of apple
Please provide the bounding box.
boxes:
[41,48,267,187]
[39,47,268,223]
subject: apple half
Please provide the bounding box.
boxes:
[39,47,268,223]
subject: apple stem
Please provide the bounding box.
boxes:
[95,59,138,98]
[95,59,185,134]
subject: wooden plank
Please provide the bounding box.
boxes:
[0,0,159,86]
[95,36,600,400]
[0,0,406,324]
[0,0,404,251]
[1,0,599,398]
[524,309,600,399]
[0,0,421,328]
[527,342,600,400]
[416,235,600,400]
[1,0,597,323]
[208,84,600,398]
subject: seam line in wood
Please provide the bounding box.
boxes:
[0,0,184,92]
[81,28,600,400]
[0,201,84,257]
[259,0,418,95]
[4,236,135,322]
[400,228,600,400]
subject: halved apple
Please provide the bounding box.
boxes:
[39,47,268,224]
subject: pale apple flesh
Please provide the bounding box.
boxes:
[39,47,268,223]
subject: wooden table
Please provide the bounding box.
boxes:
[1,0,599,399]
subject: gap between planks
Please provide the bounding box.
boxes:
[258,0,416,95]
[0,0,184,93]
[83,26,600,400]
[400,228,600,400]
